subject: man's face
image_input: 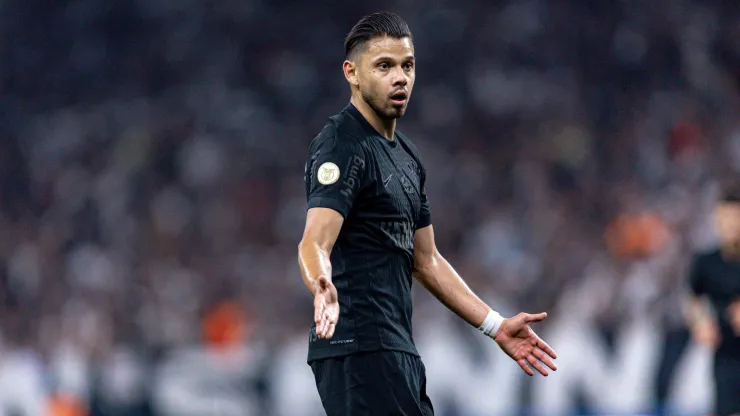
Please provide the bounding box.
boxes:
[715,202,740,248]
[355,36,415,119]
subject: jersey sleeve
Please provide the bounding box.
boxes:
[416,164,432,229]
[688,253,706,296]
[304,133,369,218]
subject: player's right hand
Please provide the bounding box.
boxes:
[691,319,720,349]
[314,275,339,339]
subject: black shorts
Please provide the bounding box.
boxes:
[714,355,740,416]
[310,350,434,416]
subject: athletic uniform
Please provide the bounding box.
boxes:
[689,249,740,416]
[303,103,434,415]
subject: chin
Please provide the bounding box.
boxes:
[387,107,406,118]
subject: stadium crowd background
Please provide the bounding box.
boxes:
[1,0,740,415]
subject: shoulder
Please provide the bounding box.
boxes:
[309,113,371,155]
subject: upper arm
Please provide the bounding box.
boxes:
[413,225,438,273]
[416,158,432,230]
[301,130,368,249]
[304,131,370,219]
[412,158,434,271]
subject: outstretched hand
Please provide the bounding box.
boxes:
[314,275,339,339]
[494,312,558,376]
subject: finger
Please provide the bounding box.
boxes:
[527,354,549,377]
[317,319,326,338]
[317,306,328,337]
[524,312,548,324]
[534,348,558,371]
[318,313,328,338]
[314,297,325,324]
[326,321,336,339]
[321,310,333,338]
[536,337,557,359]
[517,358,534,376]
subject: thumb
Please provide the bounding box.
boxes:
[523,312,548,324]
[313,276,328,294]
[317,275,331,288]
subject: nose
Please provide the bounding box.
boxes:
[391,66,407,86]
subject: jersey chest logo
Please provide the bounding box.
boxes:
[400,160,420,194]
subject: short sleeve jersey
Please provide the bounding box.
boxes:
[303,103,431,362]
[689,249,740,358]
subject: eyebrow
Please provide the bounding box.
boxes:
[372,55,415,63]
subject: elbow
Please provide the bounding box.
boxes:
[298,238,318,252]
[414,250,440,280]
[297,239,309,265]
[298,236,315,253]
[298,238,329,261]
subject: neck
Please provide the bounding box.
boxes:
[351,94,395,140]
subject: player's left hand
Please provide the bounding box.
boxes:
[493,312,558,376]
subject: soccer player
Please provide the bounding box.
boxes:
[687,185,740,416]
[297,12,558,415]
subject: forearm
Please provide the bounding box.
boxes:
[413,253,491,328]
[297,241,332,296]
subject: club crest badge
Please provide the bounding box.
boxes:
[317,162,340,185]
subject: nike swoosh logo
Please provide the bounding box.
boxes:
[383,173,393,187]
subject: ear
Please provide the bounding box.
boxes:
[343,60,360,87]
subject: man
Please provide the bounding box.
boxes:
[687,185,740,416]
[297,12,557,415]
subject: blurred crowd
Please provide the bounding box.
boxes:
[1,0,740,415]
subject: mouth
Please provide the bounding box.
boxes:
[389,91,408,106]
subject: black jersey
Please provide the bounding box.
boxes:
[303,103,431,362]
[689,249,740,358]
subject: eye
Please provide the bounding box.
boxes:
[378,62,389,70]
[403,62,414,71]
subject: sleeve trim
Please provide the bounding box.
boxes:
[307,196,351,218]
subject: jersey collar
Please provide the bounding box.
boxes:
[344,103,398,147]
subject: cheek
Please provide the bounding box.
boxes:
[402,71,415,91]
[361,74,383,95]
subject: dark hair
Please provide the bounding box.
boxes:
[344,12,412,59]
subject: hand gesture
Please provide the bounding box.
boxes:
[494,312,558,376]
[314,275,339,339]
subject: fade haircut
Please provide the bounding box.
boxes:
[344,12,413,61]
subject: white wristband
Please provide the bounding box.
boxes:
[478,310,505,338]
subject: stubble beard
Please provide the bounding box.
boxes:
[361,87,404,119]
